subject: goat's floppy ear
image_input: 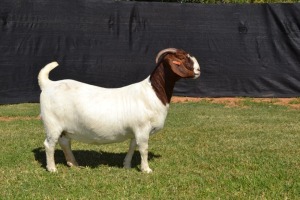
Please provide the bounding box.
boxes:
[167,58,194,78]
[172,60,182,65]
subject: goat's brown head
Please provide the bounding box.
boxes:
[150,48,201,105]
[155,48,200,79]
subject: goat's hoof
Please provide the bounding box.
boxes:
[124,164,131,169]
[47,167,58,173]
[67,161,78,167]
[142,168,153,173]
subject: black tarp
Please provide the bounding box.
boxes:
[0,1,300,104]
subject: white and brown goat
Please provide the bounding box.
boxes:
[38,48,200,173]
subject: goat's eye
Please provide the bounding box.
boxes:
[184,58,194,70]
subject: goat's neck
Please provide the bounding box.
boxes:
[150,63,180,105]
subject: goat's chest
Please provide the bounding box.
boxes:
[148,108,168,135]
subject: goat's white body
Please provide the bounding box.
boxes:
[39,62,168,173]
[40,77,168,145]
[39,49,200,173]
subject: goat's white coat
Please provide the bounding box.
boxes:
[39,62,168,173]
[41,72,168,145]
[39,51,200,173]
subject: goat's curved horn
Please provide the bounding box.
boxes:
[155,48,178,64]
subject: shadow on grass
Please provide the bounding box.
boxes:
[32,147,161,171]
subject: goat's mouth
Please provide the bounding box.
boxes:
[193,67,201,79]
[193,72,201,79]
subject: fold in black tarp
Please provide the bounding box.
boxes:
[0,1,300,104]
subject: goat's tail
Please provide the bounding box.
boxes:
[38,61,59,90]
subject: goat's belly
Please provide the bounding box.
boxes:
[64,129,133,145]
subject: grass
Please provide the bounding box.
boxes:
[289,98,300,105]
[0,99,300,199]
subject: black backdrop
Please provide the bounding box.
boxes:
[1,1,300,104]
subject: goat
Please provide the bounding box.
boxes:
[38,48,200,173]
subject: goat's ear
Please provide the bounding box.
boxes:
[168,58,193,78]
[172,60,182,65]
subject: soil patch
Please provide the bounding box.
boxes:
[171,97,300,109]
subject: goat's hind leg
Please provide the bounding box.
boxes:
[44,135,59,172]
[58,134,78,167]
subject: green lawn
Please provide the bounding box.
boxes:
[0,100,300,199]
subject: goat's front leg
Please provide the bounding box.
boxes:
[123,138,137,169]
[138,142,152,173]
[135,132,152,173]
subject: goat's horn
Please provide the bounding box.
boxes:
[155,48,178,64]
